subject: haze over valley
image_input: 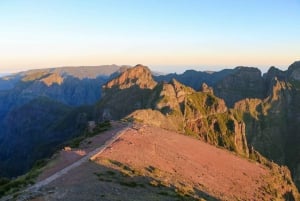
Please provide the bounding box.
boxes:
[1,1,300,200]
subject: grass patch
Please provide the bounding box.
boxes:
[158,191,170,196]
[0,159,48,198]
[119,181,138,188]
[106,170,116,176]
[69,120,111,148]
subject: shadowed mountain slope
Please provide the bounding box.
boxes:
[0,65,124,178]
[96,62,300,191]
[2,62,300,195]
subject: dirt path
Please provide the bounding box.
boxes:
[26,124,131,192]
[9,124,296,201]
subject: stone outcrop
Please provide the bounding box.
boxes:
[200,83,214,94]
[100,65,249,157]
[214,67,266,107]
[231,62,300,189]
[3,61,300,193]
[103,64,157,91]
[40,73,64,86]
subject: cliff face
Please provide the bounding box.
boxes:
[100,66,249,157]
[154,68,234,90]
[285,62,300,188]
[100,62,300,189]
[214,67,267,107]
[234,78,291,163]
[104,64,157,90]
[94,65,299,198]
[97,65,157,121]
[2,61,300,193]
[231,62,300,188]
[156,67,267,107]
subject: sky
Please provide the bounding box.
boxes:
[0,0,299,74]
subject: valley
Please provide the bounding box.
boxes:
[1,62,300,200]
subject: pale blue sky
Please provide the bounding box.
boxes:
[0,0,299,73]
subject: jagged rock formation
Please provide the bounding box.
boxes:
[154,62,300,189]
[157,66,268,107]
[154,68,234,90]
[103,64,157,90]
[98,62,300,190]
[2,61,300,194]
[96,65,157,120]
[214,67,267,107]
[231,61,300,189]
[99,65,249,157]
[200,83,214,94]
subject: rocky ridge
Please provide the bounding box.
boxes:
[156,61,300,189]
[96,63,300,193]
[99,65,252,157]
[2,61,300,198]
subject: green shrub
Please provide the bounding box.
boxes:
[69,120,112,148]
[119,181,138,187]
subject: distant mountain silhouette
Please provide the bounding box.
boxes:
[2,61,300,192]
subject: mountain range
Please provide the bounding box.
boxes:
[1,62,300,200]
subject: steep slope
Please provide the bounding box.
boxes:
[16,124,299,201]
[98,65,249,156]
[154,68,234,90]
[234,78,291,163]
[286,62,300,188]
[0,97,93,178]
[0,65,123,136]
[0,65,124,178]
[0,65,123,107]
[232,61,300,188]
[214,67,267,107]
[96,64,157,120]
[96,125,298,200]
[3,61,300,195]
[156,66,268,108]
[155,61,300,189]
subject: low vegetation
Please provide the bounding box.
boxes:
[0,121,111,198]
[0,159,47,198]
[68,120,111,148]
[94,158,211,201]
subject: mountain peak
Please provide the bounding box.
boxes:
[287,61,300,80]
[235,66,262,75]
[103,64,157,90]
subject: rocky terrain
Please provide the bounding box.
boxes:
[99,65,249,157]
[10,124,299,201]
[233,61,300,189]
[155,61,300,189]
[2,62,300,200]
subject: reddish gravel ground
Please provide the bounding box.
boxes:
[22,123,292,201]
[37,121,127,181]
[99,124,270,201]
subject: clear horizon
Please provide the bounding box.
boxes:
[0,0,299,74]
[0,63,297,76]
